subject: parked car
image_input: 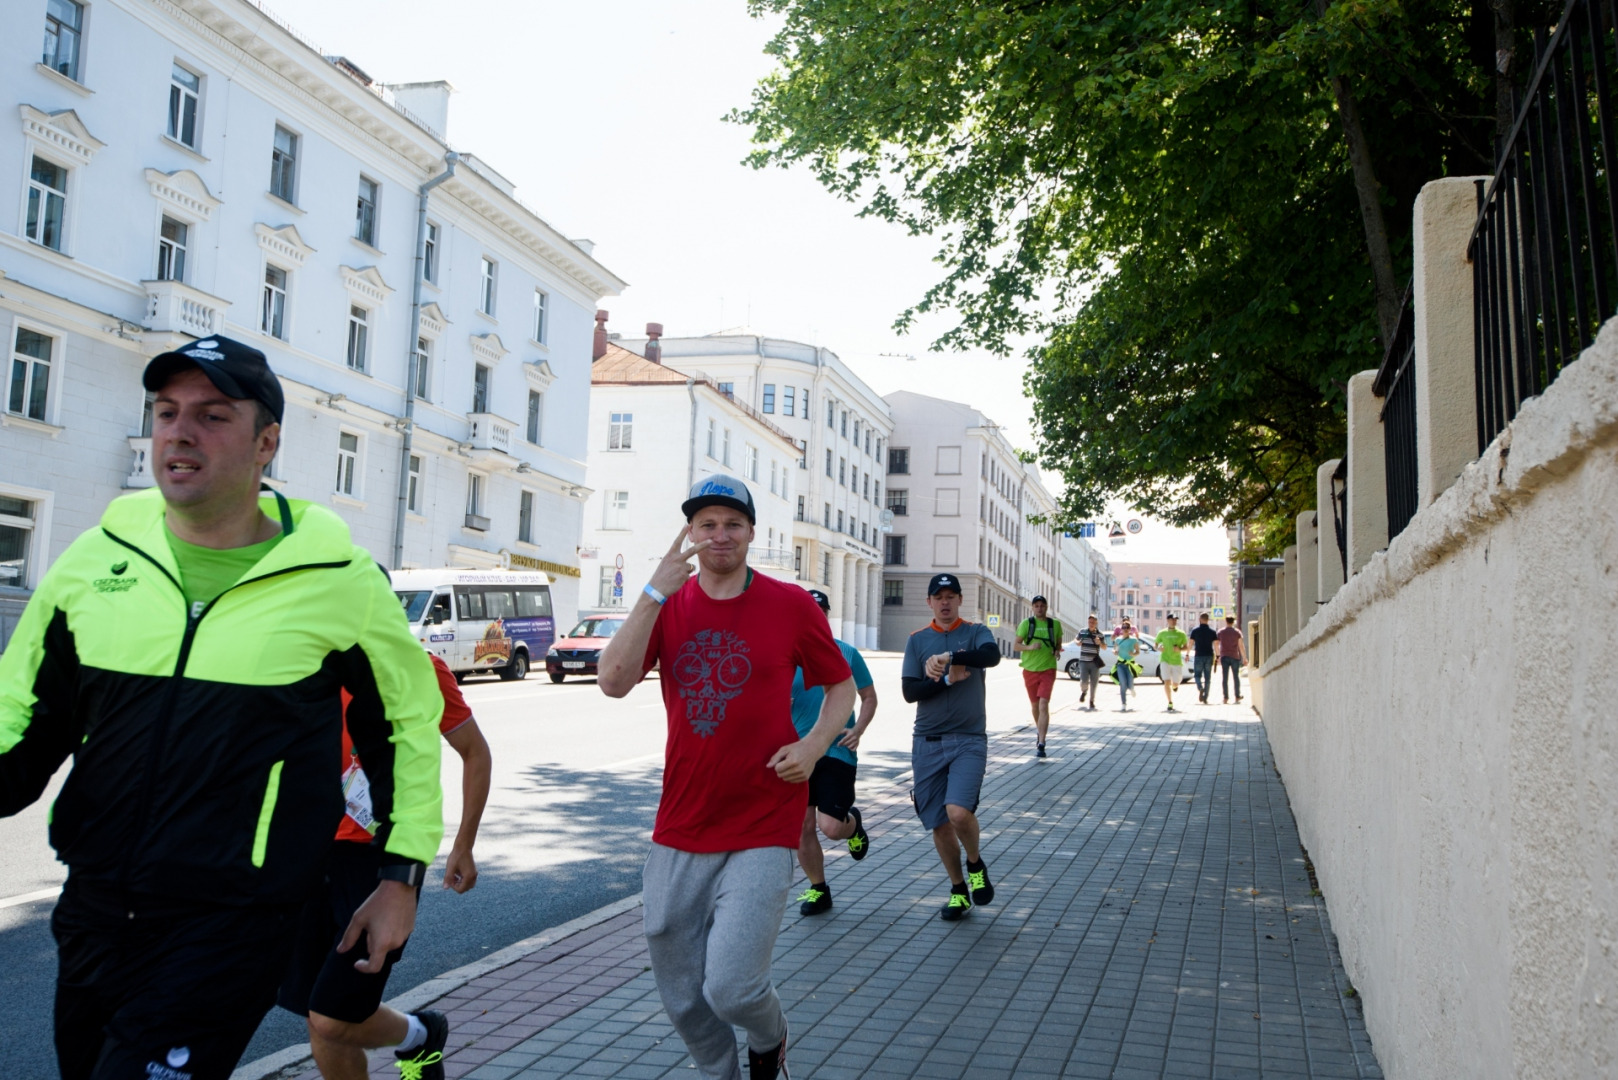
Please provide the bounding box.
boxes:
[545,615,627,682]
[1059,635,1192,685]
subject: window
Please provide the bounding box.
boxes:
[472,364,490,413]
[937,445,962,474]
[526,390,542,444]
[794,545,804,574]
[518,490,534,544]
[479,257,497,315]
[874,481,880,504]
[8,328,53,422]
[796,495,805,521]
[823,502,831,528]
[414,338,431,400]
[706,418,716,458]
[466,473,485,519]
[422,222,439,283]
[43,0,83,80]
[334,432,358,495]
[598,567,619,607]
[821,551,831,586]
[886,489,908,516]
[840,411,848,437]
[769,460,778,495]
[888,447,909,475]
[608,412,632,450]
[850,465,858,491]
[745,444,758,482]
[825,449,833,478]
[839,458,846,486]
[156,217,187,282]
[604,490,629,530]
[884,580,903,606]
[935,488,960,516]
[270,125,298,203]
[860,523,868,543]
[802,388,810,418]
[168,64,201,148]
[718,381,734,399]
[762,384,775,413]
[25,157,67,251]
[406,454,422,513]
[884,535,907,566]
[262,266,287,339]
[798,439,808,469]
[722,428,731,466]
[345,306,369,372]
[876,437,883,464]
[866,430,873,456]
[0,495,39,590]
[853,419,860,444]
[783,386,795,417]
[837,510,844,532]
[355,176,379,246]
[827,400,835,428]
[530,290,550,346]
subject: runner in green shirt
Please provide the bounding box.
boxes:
[1014,596,1063,758]
[1154,615,1190,712]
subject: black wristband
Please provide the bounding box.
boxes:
[377,862,426,887]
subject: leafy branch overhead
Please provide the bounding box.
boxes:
[736,0,1517,554]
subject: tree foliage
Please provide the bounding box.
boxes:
[737,0,1517,554]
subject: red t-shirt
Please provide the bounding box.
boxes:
[336,653,472,843]
[643,572,852,852]
[1216,626,1244,658]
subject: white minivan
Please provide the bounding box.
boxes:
[391,569,556,681]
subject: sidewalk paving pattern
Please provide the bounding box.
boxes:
[290,699,1381,1079]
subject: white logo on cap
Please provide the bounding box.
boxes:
[195,340,219,350]
[167,1048,191,1067]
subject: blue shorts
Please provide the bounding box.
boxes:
[911,733,988,829]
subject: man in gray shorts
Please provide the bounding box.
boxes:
[901,573,1003,921]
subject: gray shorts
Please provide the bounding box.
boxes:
[911,733,988,830]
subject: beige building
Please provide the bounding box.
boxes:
[878,391,1065,655]
[1108,561,1232,636]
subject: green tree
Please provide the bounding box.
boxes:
[737,0,1509,553]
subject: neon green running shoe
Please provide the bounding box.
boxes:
[966,861,994,906]
[797,884,831,916]
[394,1011,448,1080]
[940,886,972,921]
[846,807,870,861]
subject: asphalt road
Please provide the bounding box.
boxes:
[0,650,1098,1079]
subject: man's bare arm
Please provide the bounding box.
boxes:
[598,527,708,698]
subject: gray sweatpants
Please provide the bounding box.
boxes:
[643,843,794,1080]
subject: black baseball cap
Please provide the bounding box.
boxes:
[927,573,962,596]
[681,474,756,524]
[807,589,831,611]
[143,334,285,423]
[1031,594,1048,604]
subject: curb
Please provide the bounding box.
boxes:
[230,892,645,1080]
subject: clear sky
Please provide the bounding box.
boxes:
[262,0,1229,566]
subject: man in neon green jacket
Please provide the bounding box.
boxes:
[0,336,443,1080]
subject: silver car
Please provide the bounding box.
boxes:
[1059,635,1192,685]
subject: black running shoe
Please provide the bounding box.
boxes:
[796,884,831,916]
[940,884,972,921]
[394,1010,448,1080]
[846,807,870,861]
[747,1022,790,1079]
[966,860,995,906]
[1036,743,1047,759]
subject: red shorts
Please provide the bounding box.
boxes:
[1022,668,1057,701]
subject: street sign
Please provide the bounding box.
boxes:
[1126,518,1144,535]
[612,586,623,598]
[1108,522,1126,547]
[613,570,624,587]
[986,614,1001,628]
[615,553,625,570]
[1211,605,1225,618]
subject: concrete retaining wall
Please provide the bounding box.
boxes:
[1252,317,1618,1079]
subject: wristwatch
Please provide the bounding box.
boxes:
[376,861,427,887]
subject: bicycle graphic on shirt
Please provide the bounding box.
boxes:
[670,629,752,737]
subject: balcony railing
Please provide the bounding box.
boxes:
[464,513,490,532]
[467,413,515,455]
[1470,0,1616,453]
[125,436,155,488]
[143,279,227,337]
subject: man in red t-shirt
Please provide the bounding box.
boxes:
[278,654,492,1080]
[599,474,855,1080]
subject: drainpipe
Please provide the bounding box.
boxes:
[686,377,699,489]
[392,152,459,570]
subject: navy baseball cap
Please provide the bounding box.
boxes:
[143,334,285,423]
[681,474,756,524]
[1031,594,1048,604]
[807,589,831,611]
[927,573,962,596]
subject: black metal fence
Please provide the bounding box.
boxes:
[1373,282,1419,539]
[1471,0,1618,453]
[1329,456,1348,581]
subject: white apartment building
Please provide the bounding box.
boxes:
[615,329,893,648]
[1058,532,1115,631]
[0,0,624,644]
[580,335,800,614]
[878,391,1066,655]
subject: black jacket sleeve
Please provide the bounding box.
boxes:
[901,675,950,703]
[949,642,1002,669]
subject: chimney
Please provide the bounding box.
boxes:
[384,80,455,141]
[645,322,664,364]
[592,310,610,360]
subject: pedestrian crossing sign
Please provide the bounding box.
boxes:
[1211,606,1225,618]
[986,614,1001,628]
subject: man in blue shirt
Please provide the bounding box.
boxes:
[791,589,879,916]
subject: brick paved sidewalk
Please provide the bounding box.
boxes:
[287,698,1381,1079]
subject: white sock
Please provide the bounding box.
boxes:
[396,1013,428,1052]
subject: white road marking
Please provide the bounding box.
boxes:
[0,886,60,909]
